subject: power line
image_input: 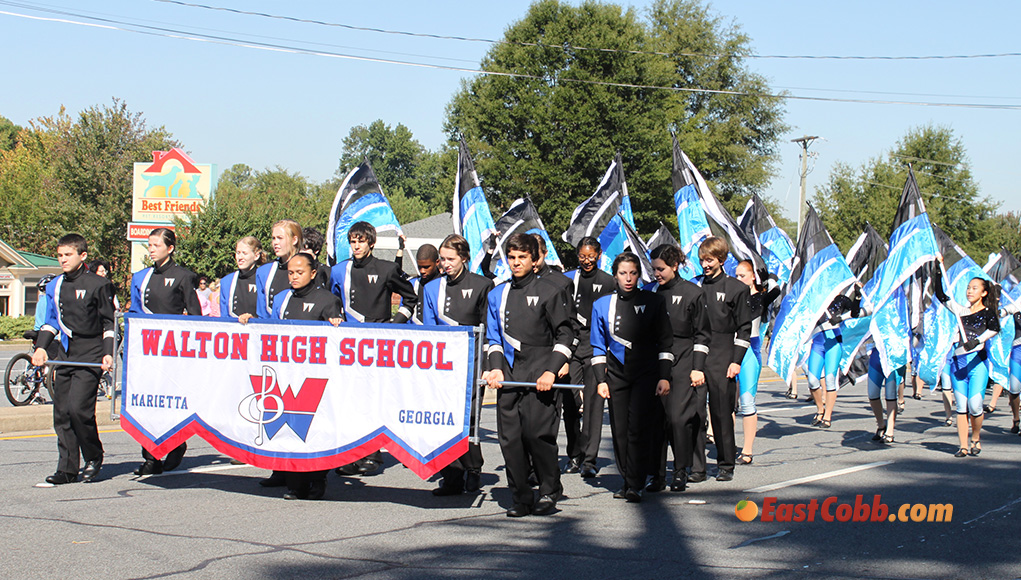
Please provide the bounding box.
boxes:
[4,7,1021,111]
[152,0,1021,62]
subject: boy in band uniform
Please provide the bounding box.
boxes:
[406,244,441,324]
[32,234,116,484]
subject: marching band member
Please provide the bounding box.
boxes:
[998,298,1021,434]
[256,220,303,319]
[734,260,780,465]
[329,221,419,475]
[421,235,494,495]
[868,350,905,444]
[269,253,343,500]
[300,227,331,290]
[696,237,752,482]
[647,244,709,492]
[32,234,115,484]
[933,259,1000,457]
[220,236,264,321]
[564,237,615,478]
[129,227,201,475]
[406,244,441,325]
[590,252,673,502]
[805,284,865,429]
[483,234,574,517]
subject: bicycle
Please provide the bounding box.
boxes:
[4,332,53,406]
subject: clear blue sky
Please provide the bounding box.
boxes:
[3,0,1019,228]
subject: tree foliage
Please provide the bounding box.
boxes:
[0,115,22,151]
[813,124,1012,260]
[444,0,787,247]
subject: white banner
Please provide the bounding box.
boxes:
[120,314,477,478]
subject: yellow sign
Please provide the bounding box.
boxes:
[132,148,215,223]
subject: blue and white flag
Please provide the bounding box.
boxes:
[838,223,890,388]
[917,225,1013,387]
[453,137,503,276]
[494,197,563,276]
[671,134,765,278]
[985,247,1021,306]
[767,205,855,383]
[738,193,796,285]
[326,161,404,264]
[562,154,635,274]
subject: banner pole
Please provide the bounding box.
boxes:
[480,380,585,390]
[111,315,121,420]
[470,325,485,444]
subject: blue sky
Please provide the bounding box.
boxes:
[3,0,1019,228]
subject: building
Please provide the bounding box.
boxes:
[0,238,62,318]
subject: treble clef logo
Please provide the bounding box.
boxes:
[239,366,285,446]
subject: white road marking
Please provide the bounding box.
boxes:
[743,461,893,493]
[732,530,790,548]
[140,463,252,478]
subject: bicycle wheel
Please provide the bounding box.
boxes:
[5,353,42,406]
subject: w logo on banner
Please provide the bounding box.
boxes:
[75,289,86,299]
[239,367,328,445]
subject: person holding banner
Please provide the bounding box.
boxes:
[483,233,574,517]
[697,237,751,482]
[220,236,264,321]
[422,234,494,495]
[564,237,615,478]
[734,260,779,465]
[933,260,1000,457]
[647,244,709,492]
[330,221,419,475]
[267,252,344,499]
[32,234,116,485]
[805,286,865,429]
[590,252,673,502]
[129,227,201,475]
[256,219,303,319]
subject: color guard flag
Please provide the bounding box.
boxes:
[326,161,404,264]
[453,137,502,276]
[562,153,635,274]
[738,193,796,285]
[493,197,563,274]
[839,223,889,388]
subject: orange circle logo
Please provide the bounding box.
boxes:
[735,499,759,522]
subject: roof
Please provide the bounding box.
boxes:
[15,251,60,268]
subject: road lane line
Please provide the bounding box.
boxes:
[743,460,893,493]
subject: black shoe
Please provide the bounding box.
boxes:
[465,470,481,492]
[625,488,643,503]
[163,443,187,472]
[716,469,734,482]
[645,477,666,493]
[613,487,628,499]
[81,458,102,483]
[670,472,687,492]
[358,458,382,475]
[527,472,539,487]
[983,404,996,414]
[872,428,884,441]
[432,485,463,496]
[134,460,163,476]
[533,494,557,515]
[229,458,245,465]
[563,457,582,474]
[45,471,77,485]
[335,463,361,476]
[954,448,968,458]
[1011,421,1020,434]
[506,503,531,517]
[969,442,981,456]
[307,480,326,500]
[259,471,287,487]
[283,488,308,500]
[579,465,597,478]
[687,472,707,484]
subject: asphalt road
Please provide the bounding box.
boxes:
[2,376,1020,580]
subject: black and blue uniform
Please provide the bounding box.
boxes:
[738,281,780,416]
[1001,300,1021,395]
[698,271,752,474]
[648,275,710,481]
[219,264,259,319]
[590,286,673,493]
[563,267,614,471]
[806,290,864,393]
[255,257,292,320]
[421,267,494,492]
[405,270,440,325]
[129,257,201,469]
[486,270,574,508]
[36,264,116,476]
[934,270,999,416]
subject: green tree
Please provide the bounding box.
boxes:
[814,125,1007,259]
[0,115,22,151]
[444,0,787,246]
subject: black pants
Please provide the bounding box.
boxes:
[606,372,658,491]
[569,355,604,469]
[439,384,484,489]
[653,353,706,478]
[52,339,104,474]
[285,470,328,492]
[705,333,738,471]
[497,387,561,506]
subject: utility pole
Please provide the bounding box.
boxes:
[792,135,819,237]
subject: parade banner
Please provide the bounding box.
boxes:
[120,314,477,479]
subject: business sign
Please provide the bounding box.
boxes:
[120,314,477,478]
[131,148,216,223]
[127,222,175,243]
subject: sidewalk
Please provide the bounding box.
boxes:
[0,399,119,435]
